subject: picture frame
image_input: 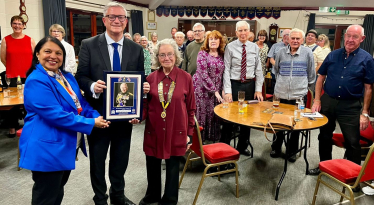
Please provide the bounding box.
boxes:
[148,32,152,40]
[103,71,144,121]
[148,10,155,22]
[147,22,157,30]
[278,28,292,38]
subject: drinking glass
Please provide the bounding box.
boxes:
[222,99,228,108]
[4,75,11,98]
[238,91,245,114]
[273,95,280,108]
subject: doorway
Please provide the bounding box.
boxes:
[315,25,348,50]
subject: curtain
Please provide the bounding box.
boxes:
[360,14,374,55]
[42,0,67,39]
[131,10,144,36]
[307,13,315,32]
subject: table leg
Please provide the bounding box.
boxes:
[248,140,254,158]
[303,131,310,175]
[275,131,290,200]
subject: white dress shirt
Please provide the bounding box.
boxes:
[61,40,76,74]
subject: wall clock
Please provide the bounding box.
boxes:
[19,0,29,26]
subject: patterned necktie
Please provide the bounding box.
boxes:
[112,43,121,71]
[241,44,246,82]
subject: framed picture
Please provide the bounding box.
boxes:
[278,28,292,38]
[147,22,157,30]
[148,10,155,22]
[148,32,152,40]
[103,71,144,121]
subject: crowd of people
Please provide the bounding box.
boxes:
[1,1,374,205]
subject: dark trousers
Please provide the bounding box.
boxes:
[142,155,181,205]
[318,94,361,165]
[220,80,255,151]
[31,170,71,205]
[271,99,300,153]
[87,122,133,205]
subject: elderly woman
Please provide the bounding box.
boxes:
[140,38,196,205]
[19,36,109,204]
[133,33,141,45]
[49,24,76,74]
[255,30,270,75]
[140,36,152,76]
[192,30,225,142]
[124,32,132,40]
[317,34,331,63]
[148,32,158,51]
[0,15,35,137]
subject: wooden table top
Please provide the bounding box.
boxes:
[214,101,328,131]
[0,87,24,108]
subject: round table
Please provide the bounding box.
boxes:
[214,101,328,200]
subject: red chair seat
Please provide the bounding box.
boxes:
[266,94,273,99]
[333,133,371,147]
[16,128,23,138]
[202,143,240,163]
[319,159,361,184]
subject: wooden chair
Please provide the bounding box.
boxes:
[179,117,240,205]
[311,143,374,205]
[16,128,23,171]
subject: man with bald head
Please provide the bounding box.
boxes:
[268,29,290,67]
[185,30,194,46]
[309,25,374,176]
[248,31,255,42]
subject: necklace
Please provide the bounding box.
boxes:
[158,80,176,118]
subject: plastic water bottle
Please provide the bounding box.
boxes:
[299,97,305,116]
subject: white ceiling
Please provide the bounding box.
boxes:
[130,0,374,9]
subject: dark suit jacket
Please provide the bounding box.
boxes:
[75,33,144,115]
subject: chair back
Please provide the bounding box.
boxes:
[262,81,267,100]
[191,117,206,162]
[359,143,374,182]
[306,88,314,109]
[360,124,374,143]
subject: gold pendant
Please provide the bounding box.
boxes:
[161,111,166,118]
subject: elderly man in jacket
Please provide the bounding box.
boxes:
[270,28,315,162]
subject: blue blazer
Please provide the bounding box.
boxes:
[19,64,100,171]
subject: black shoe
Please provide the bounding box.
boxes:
[111,196,136,205]
[288,155,296,163]
[139,198,158,205]
[270,150,281,158]
[8,133,16,138]
[238,149,251,156]
[352,186,361,193]
[308,167,321,175]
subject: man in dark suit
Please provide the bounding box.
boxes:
[75,2,149,205]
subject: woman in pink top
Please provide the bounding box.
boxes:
[0,15,35,137]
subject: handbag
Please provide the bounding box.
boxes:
[264,114,296,142]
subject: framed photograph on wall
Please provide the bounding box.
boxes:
[147,22,157,30]
[278,28,292,38]
[103,71,144,121]
[148,32,152,40]
[148,10,155,22]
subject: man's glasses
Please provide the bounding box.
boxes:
[158,53,174,59]
[105,15,127,22]
[193,30,204,33]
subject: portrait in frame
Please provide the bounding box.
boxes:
[278,28,292,38]
[103,71,144,121]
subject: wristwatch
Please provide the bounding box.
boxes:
[362,113,370,118]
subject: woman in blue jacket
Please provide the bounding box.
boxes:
[19,36,110,205]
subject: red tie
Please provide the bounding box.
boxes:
[241,44,246,82]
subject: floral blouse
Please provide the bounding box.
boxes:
[257,42,269,76]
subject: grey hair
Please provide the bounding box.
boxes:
[140,36,148,41]
[151,32,158,37]
[175,31,185,38]
[346,24,365,36]
[103,1,127,16]
[152,38,183,68]
[236,21,250,31]
[193,23,205,31]
[187,30,193,35]
[289,28,305,39]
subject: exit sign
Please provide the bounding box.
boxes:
[329,7,336,12]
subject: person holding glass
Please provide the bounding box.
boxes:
[49,24,77,75]
[270,28,315,162]
[193,30,226,142]
[255,30,270,76]
[0,15,36,137]
[139,38,195,205]
[19,36,110,205]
